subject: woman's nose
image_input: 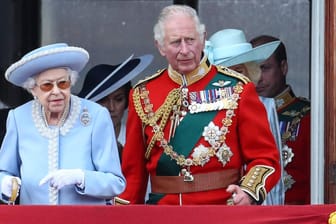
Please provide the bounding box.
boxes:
[107,100,116,111]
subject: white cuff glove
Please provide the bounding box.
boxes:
[1,175,21,198]
[39,169,84,190]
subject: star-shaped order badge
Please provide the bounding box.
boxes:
[202,121,222,146]
[282,144,294,167]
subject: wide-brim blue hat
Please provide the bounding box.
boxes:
[77,54,153,102]
[205,29,280,67]
[5,43,89,87]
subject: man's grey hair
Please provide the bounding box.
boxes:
[153,5,206,47]
[22,67,79,93]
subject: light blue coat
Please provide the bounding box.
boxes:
[260,97,285,205]
[0,95,125,205]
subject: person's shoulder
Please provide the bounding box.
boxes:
[279,95,310,118]
[294,96,311,113]
[11,101,32,113]
[291,95,311,111]
[216,65,250,84]
[133,69,166,88]
[296,96,310,105]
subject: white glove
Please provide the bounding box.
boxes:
[1,175,21,198]
[39,169,84,190]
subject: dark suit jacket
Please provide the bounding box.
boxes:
[0,108,10,145]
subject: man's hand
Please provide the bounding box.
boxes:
[226,184,254,205]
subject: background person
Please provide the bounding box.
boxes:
[0,43,125,205]
[205,28,284,205]
[78,54,153,161]
[116,5,280,205]
[250,35,311,204]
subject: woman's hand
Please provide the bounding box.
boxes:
[1,175,21,203]
[39,169,84,190]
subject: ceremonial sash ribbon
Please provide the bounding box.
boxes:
[156,73,237,176]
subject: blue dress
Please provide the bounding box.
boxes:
[0,95,125,205]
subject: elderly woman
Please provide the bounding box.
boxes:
[0,43,126,205]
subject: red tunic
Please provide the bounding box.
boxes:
[275,86,311,204]
[119,65,280,205]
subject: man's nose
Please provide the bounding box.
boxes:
[179,40,189,54]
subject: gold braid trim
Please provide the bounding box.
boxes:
[217,65,250,84]
[133,84,181,159]
[133,69,165,88]
[240,165,275,204]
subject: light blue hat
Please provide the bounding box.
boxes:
[5,43,89,87]
[204,29,280,67]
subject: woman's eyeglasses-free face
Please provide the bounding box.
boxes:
[36,80,71,92]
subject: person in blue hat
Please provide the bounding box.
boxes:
[0,43,126,205]
[205,28,284,205]
[78,54,153,161]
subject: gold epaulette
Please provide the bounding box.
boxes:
[133,69,165,88]
[216,65,250,84]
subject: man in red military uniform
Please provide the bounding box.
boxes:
[116,5,280,205]
[250,35,311,204]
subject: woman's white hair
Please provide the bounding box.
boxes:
[153,5,206,47]
[22,67,79,93]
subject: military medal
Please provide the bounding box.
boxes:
[188,87,237,114]
[134,77,243,169]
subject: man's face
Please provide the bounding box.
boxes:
[256,54,287,98]
[157,13,205,75]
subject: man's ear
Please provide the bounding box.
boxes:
[201,31,207,49]
[280,60,288,77]
[155,40,165,56]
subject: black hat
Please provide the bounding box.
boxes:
[78,54,153,102]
